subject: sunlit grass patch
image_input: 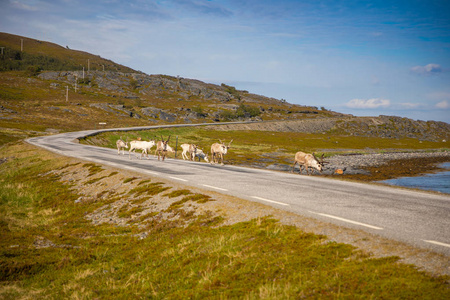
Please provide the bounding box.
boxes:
[128,182,170,197]
[108,171,118,177]
[85,175,108,185]
[123,176,139,184]
[137,179,151,185]
[117,205,145,219]
[82,163,104,177]
[164,189,192,198]
[0,142,449,298]
[167,193,213,211]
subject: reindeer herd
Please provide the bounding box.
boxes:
[116,135,327,174]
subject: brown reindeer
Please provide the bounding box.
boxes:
[155,135,171,161]
[210,139,232,165]
[292,152,326,175]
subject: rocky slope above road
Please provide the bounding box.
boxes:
[207,116,450,142]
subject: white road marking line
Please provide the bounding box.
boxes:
[144,170,159,176]
[202,184,228,191]
[423,240,450,248]
[169,176,188,182]
[251,196,290,206]
[310,212,383,230]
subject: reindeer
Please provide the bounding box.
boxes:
[180,143,198,161]
[153,144,175,158]
[128,140,156,160]
[155,135,171,161]
[116,138,128,155]
[292,152,326,175]
[195,148,209,163]
[210,140,232,165]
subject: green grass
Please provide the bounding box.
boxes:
[1,142,449,298]
[81,127,450,168]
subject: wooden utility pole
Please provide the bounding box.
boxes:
[66,86,69,102]
[20,39,23,52]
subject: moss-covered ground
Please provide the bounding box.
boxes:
[81,126,450,182]
[0,142,449,298]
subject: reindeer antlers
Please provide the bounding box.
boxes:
[160,135,171,143]
[313,153,328,165]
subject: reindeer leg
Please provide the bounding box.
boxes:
[292,161,297,173]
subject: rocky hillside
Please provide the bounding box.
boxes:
[206,116,450,142]
[0,32,449,143]
[36,70,334,123]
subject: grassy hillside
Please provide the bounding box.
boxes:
[1,142,448,298]
[0,32,136,73]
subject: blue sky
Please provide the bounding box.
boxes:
[1,0,450,122]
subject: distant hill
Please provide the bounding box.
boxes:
[0,32,448,144]
[0,32,136,73]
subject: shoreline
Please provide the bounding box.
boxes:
[330,151,450,182]
[262,150,450,182]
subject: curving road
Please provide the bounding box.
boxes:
[26,124,450,256]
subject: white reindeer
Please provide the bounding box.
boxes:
[129,140,156,160]
[155,135,171,161]
[116,138,128,155]
[180,143,198,161]
[292,152,326,175]
[210,139,232,165]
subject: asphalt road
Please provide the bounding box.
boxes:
[26,124,450,256]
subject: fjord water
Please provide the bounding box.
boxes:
[381,162,450,194]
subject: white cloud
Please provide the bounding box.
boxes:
[399,102,422,109]
[436,100,449,109]
[410,63,443,75]
[345,98,391,109]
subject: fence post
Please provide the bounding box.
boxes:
[175,136,178,158]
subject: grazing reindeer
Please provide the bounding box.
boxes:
[153,144,175,158]
[292,152,326,175]
[129,140,156,159]
[156,135,171,161]
[116,138,128,155]
[180,143,198,161]
[195,148,209,163]
[210,140,232,165]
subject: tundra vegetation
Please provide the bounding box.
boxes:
[0,142,449,298]
[1,32,450,297]
[81,126,450,181]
